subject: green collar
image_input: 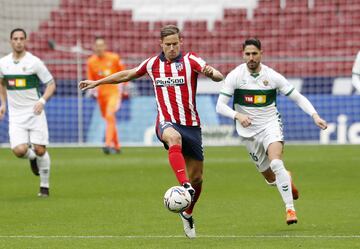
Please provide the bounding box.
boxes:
[250,73,260,78]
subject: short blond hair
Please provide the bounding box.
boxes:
[160,25,180,40]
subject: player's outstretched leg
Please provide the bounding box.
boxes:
[24,147,39,176]
[36,151,51,197]
[288,171,299,200]
[270,159,297,225]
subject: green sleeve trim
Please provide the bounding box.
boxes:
[44,78,54,84]
[285,87,295,96]
[353,72,360,76]
[220,92,232,97]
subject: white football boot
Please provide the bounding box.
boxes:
[180,211,196,239]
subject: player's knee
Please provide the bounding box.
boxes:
[34,146,46,156]
[269,159,285,174]
[167,134,182,146]
[12,145,28,158]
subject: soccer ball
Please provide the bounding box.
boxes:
[163,186,192,213]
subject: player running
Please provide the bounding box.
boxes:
[0,28,56,197]
[79,25,224,238]
[216,38,327,225]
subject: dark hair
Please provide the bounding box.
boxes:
[10,28,27,39]
[160,25,180,40]
[95,35,105,41]
[242,38,261,50]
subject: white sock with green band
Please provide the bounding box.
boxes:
[270,159,294,210]
[37,152,50,188]
[23,148,36,160]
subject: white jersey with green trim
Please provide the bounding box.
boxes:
[353,51,360,75]
[220,63,294,137]
[0,52,53,120]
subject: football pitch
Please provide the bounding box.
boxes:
[0,145,358,249]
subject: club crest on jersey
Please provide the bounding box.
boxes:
[263,80,269,86]
[175,62,183,71]
[155,76,185,87]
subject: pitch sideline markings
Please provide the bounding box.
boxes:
[0,235,359,239]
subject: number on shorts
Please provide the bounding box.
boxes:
[249,152,259,162]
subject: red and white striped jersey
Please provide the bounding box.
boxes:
[136,52,206,126]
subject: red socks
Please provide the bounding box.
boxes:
[168,145,188,185]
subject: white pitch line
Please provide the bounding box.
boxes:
[0,235,358,239]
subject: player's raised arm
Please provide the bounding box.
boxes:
[79,68,139,91]
[201,65,224,82]
[287,89,327,130]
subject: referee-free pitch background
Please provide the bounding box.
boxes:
[0,146,358,249]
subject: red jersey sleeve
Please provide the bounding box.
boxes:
[188,52,207,73]
[135,58,151,77]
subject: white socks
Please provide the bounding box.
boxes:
[37,152,51,188]
[23,148,36,160]
[270,159,294,210]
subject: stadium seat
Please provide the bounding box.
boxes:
[19,0,359,79]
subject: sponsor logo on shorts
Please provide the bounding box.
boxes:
[155,76,185,87]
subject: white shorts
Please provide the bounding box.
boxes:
[241,120,284,172]
[9,111,49,149]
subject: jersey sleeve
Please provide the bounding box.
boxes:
[220,69,237,97]
[272,70,294,96]
[0,62,3,79]
[35,58,53,84]
[188,52,206,73]
[352,51,360,75]
[135,58,150,77]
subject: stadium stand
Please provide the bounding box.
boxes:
[0,0,60,56]
[0,0,359,145]
[16,0,358,80]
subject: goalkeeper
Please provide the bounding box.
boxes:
[216,38,327,225]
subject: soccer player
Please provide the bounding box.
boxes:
[216,38,327,225]
[87,36,127,154]
[0,28,56,197]
[79,25,224,238]
[352,51,360,93]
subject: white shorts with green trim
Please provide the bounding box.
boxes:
[9,111,49,149]
[241,120,284,172]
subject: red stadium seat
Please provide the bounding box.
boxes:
[26,0,359,78]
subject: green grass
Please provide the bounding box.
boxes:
[0,145,359,248]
